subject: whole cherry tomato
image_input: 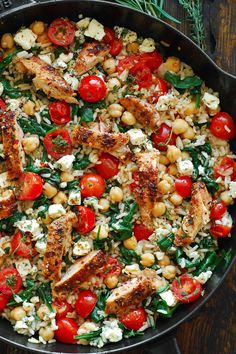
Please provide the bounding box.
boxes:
[210,112,235,140]
[95,153,119,180]
[130,62,153,89]
[75,290,97,318]
[0,268,22,296]
[175,176,193,198]
[151,123,177,151]
[139,50,163,72]
[11,231,35,259]
[55,317,78,344]
[214,156,236,180]
[44,129,72,160]
[0,293,10,311]
[103,27,116,44]
[148,78,168,104]
[171,275,202,304]
[100,257,122,279]
[75,206,95,234]
[120,308,147,330]
[78,75,106,103]
[80,173,105,198]
[49,101,71,125]
[48,18,75,46]
[110,38,123,56]
[17,172,43,201]
[210,200,227,219]
[53,299,74,319]
[133,223,154,241]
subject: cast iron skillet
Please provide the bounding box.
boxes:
[0,1,235,353]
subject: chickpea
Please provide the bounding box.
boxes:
[162,265,176,279]
[158,255,170,267]
[159,155,170,166]
[60,171,74,182]
[123,236,137,250]
[168,164,178,176]
[220,191,233,206]
[182,126,195,140]
[22,135,40,154]
[99,198,110,212]
[106,92,117,104]
[108,103,124,118]
[152,202,166,217]
[181,151,190,160]
[165,56,181,73]
[180,101,198,117]
[159,164,167,173]
[37,304,50,320]
[121,111,136,125]
[42,213,52,225]
[109,186,123,203]
[10,307,26,321]
[1,33,14,49]
[91,225,109,239]
[43,183,58,199]
[140,253,155,267]
[39,327,54,342]
[170,192,183,206]
[103,58,116,75]
[53,191,68,204]
[107,78,121,91]
[158,180,171,194]
[23,101,35,116]
[172,119,189,135]
[126,42,139,54]
[30,21,45,35]
[104,275,119,289]
[37,32,51,45]
[15,61,27,74]
[167,145,181,163]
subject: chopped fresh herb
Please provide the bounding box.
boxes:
[157,232,174,251]
[52,135,69,148]
[75,329,102,341]
[6,275,16,287]
[165,71,202,90]
[73,153,90,170]
[109,200,137,241]
[36,282,54,312]
[18,117,52,137]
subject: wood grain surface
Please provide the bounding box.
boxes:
[2,1,236,354]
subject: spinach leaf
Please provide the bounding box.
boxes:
[90,290,110,322]
[154,299,179,318]
[198,235,215,249]
[1,79,31,99]
[201,175,219,194]
[71,105,79,119]
[157,233,174,251]
[0,210,23,234]
[8,279,35,307]
[75,329,102,341]
[33,195,50,218]
[40,108,50,119]
[36,282,54,312]
[18,117,52,137]
[109,200,137,241]
[194,251,221,276]
[118,323,144,338]
[156,284,170,294]
[54,46,67,58]
[221,248,232,270]
[175,248,201,269]
[0,50,19,73]
[93,236,112,251]
[73,153,90,170]
[25,158,61,186]
[165,71,202,89]
[119,245,140,265]
[80,107,94,123]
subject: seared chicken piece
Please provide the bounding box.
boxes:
[42,212,77,281]
[120,96,161,129]
[75,41,110,75]
[0,111,25,180]
[54,250,105,294]
[105,270,158,315]
[133,151,159,227]
[72,126,130,158]
[0,190,16,220]
[19,56,79,104]
[175,182,212,246]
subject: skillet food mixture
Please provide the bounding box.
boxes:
[0,16,235,347]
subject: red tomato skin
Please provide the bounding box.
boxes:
[120,308,147,331]
[48,18,75,46]
[75,290,97,318]
[117,54,139,74]
[95,153,119,179]
[210,200,226,219]
[133,223,153,241]
[78,75,106,103]
[210,223,232,238]
[129,171,139,192]
[0,293,9,311]
[130,62,153,89]
[17,172,43,201]
[0,268,22,296]
[110,38,123,56]
[49,101,71,125]
[80,173,105,198]
[171,275,202,304]
[75,206,95,234]
[148,78,168,104]
[214,156,236,180]
[44,129,72,160]
[0,98,6,112]
[210,112,235,140]
[53,299,74,319]
[103,27,116,44]
[55,317,78,344]
[175,176,193,198]
[151,123,177,151]
[100,257,122,279]
[139,50,163,72]
[11,231,33,259]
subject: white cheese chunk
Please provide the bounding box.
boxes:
[0,82,3,96]
[73,239,91,257]
[56,155,75,171]
[59,52,73,63]
[139,38,156,53]
[127,129,146,145]
[14,219,44,241]
[202,92,220,111]
[76,17,91,29]
[14,29,37,50]
[229,181,236,198]
[48,204,66,219]
[84,19,105,41]
[64,72,79,90]
[194,270,212,284]
[101,320,123,343]
[68,190,81,206]
[53,58,67,69]
[159,290,177,307]
[177,159,194,176]
[15,259,37,278]
[38,53,52,65]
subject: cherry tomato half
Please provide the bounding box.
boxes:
[17,172,43,201]
[210,112,235,140]
[0,268,22,296]
[49,101,71,125]
[171,274,202,304]
[214,156,236,180]
[175,176,193,198]
[11,231,34,259]
[151,123,177,151]
[103,27,116,44]
[139,50,163,72]
[120,308,147,331]
[75,290,97,318]
[133,223,154,241]
[210,200,227,219]
[148,78,168,104]
[48,18,75,46]
[53,299,74,319]
[55,317,78,344]
[44,129,72,160]
[100,257,122,279]
[78,75,106,103]
[210,222,232,238]
[110,38,123,56]
[130,62,153,89]
[117,54,139,74]
[80,173,105,198]
[75,206,95,235]
[95,153,119,180]
[0,293,9,311]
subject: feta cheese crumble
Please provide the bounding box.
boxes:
[127,129,147,145]
[73,239,92,257]
[194,270,212,284]
[139,38,156,53]
[14,29,37,50]
[84,19,105,41]
[68,190,81,206]
[101,320,123,344]
[56,155,75,171]
[202,92,220,111]
[159,290,177,307]
[48,204,66,219]
[229,181,236,198]
[177,159,194,176]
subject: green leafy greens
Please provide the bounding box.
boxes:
[164,71,202,89]
[109,200,137,240]
[18,117,53,137]
[36,282,54,312]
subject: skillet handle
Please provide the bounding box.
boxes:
[142,335,182,354]
[0,0,42,12]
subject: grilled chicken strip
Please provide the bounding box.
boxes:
[175,182,212,246]
[54,250,105,295]
[19,56,79,104]
[0,190,16,220]
[42,212,77,281]
[75,41,110,75]
[120,96,161,129]
[72,126,130,158]
[105,270,158,315]
[0,111,25,180]
[133,151,159,227]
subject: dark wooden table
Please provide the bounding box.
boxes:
[3,1,236,353]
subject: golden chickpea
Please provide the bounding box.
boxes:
[43,183,58,199]
[37,304,51,320]
[123,236,137,250]
[165,56,181,73]
[10,307,26,321]
[53,191,68,204]
[104,275,119,289]
[152,202,166,217]
[140,253,155,267]
[168,164,178,176]
[37,32,51,45]
[167,145,181,163]
[107,78,121,91]
[172,119,189,135]
[109,186,123,203]
[126,42,139,54]
[91,225,109,239]
[103,58,116,75]
[162,265,176,279]
[22,135,40,154]
[99,198,110,212]
[181,151,190,160]
[39,327,54,342]
[1,33,14,49]
[158,180,171,194]
[159,155,170,166]
[108,103,124,118]
[170,192,183,206]
[121,111,136,125]
[159,164,167,173]
[60,171,74,182]
[3,47,16,57]
[158,255,171,267]
[23,101,35,116]
[30,21,45,35]
[15,61,27,73]
[180,101,198,117]
[182,126,195,140]
[220,191,233,206]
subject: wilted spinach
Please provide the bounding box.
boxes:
[8,279,35,307]
[157,232,174,251]
[90,290,110,322]
[73,153,90,170]
[119,245,140,265]
[0,210,23,234]
[18,117,52,137]
[109,200,137,241]
[165,71,202,90]
[33,195,50,218]
[36,282,54,312]
[0,50,19,73]
[1,78,31,99]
